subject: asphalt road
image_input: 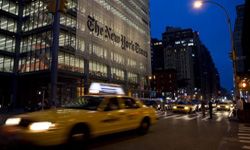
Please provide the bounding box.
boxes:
[89,111,249,150]
[1,110,249,150]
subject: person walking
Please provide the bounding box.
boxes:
[201,100,206,117]
[209,100,213,119]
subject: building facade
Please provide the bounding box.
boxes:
[0,0,151,108]
[151,27,220,100]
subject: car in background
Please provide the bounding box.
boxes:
[216,101,234,111]
[191,99,202,111]
[172,101,197,113]
[140,98,162,110]
[0,83,158,148]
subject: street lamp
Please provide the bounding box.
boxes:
[193,0,238,100]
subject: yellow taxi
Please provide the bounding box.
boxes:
[0,83,158,148]
[172,101,197,113]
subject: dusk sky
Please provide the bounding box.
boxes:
[150,0,245,91]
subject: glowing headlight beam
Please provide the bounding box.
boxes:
[5,118,21,126]
[29,122,55,131]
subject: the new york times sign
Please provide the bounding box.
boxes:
[87,16,148,58]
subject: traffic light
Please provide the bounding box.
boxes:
[46,0,68,14]
[47,0,56,13]
[59,0,68,13]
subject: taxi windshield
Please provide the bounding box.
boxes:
[62,96,103,110]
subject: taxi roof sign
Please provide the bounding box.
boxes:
[89,82,125,95]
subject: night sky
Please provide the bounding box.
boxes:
[150,0,245,91]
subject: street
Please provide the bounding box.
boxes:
[1,110,250,150]
[89,110,249,150]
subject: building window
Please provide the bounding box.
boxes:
[60,14,76,29]
[22,0,52,31]
[0,34,15,52]
[0,55,13,72]
[91,44,107,59]
[0,16,17,32]
[89,60,107,77]
[128,72,138,83]
[18,51,50,73]
[111,52,125,65]
[20,31,51,53]
[111,67,124,80]
[58,52,84,73]
[59,31,76,49]
[0,0,18,15]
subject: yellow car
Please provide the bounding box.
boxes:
[0,85,157,148]
[172,101,197,113]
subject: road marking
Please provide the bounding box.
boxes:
[238,133,250,136]
[239,136,250,140]
[175,115,188,120]
[242,146,250,149]
[201,116,210,121]
[239,140,250,144]
[240,127,250,130]
[183,115,197,121]
[216,116,222,122]
[163,114,181,119]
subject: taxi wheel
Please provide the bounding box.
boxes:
[68,125,90,149]
[138,118,150,135]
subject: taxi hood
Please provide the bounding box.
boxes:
[13,108,93,122]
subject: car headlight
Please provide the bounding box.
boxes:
[29,122,55,132]
[230,104,233,107]
[5,118,21,126]
[226,106,229,108]
[173,106,177,109]
[217,106,220,108]
[184,106,189,110]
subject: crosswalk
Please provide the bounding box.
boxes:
[238,124,250,149]
[158,111,230,122]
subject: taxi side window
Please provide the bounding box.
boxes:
[105,98,120,111]
[123,98,139,109]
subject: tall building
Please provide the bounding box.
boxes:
[0,0,151,108]
[234,4,245,74]
[162,27,198,95]
[242,0,250,74]
[151,26,220,100]
[151,38,164,71]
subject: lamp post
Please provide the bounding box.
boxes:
[193,0,238,100]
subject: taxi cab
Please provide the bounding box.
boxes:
[0,83,158,148]
[172,101,197,113]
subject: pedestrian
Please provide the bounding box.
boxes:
[201,100,206,117]
[209,100,213,119]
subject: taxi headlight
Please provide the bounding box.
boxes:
[29,122,55,131]
[173,106,177,109]
[5,118,21,126]
[230,104,233,107]
[226,106,229,108]
[217,105,220,108]
[184,106,189,110]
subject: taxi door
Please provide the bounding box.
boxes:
[99,97,126,134]
[119,97,142,129]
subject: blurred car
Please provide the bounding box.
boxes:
[172,101,197,113]
[140,98,162,110]
[216,101,234,111]
[0,83,158,148]
[191,99,201,111]
[164,101,173,110]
